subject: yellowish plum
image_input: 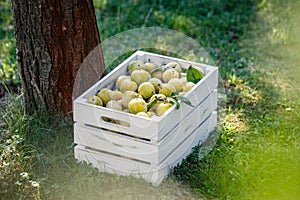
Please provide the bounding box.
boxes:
[138,82,156,99]
[115,75,130,89]
[180,77,187,84]
[144,62,157,72]
[166,61,182,74]
[136,112,150,118]
[117,99,123,106]
[122,91,142,108]
[159,83,176,97]
[179,92,186,96]
[110,90,123,100]
[128,98,147,114]
[147,111,156,117]
[116,120,130,127]
[183,82,195,92]
[148,77,162,93]
[168,78,184,92]
[151,69,164,81]
[97,88,112,106]
[148,94,166,111]
[87,95,103,106]
[120,79,138,93]
[156,102,172,116]
[128,60,145,74]
[162,68,179,83]
[106,100,122,111]
[131,69,151,85]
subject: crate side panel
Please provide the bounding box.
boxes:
[157,86,218,141]
[74,123,158,162]
[74,112,217,186]
[157,90,217,162]
[74,102,159,140]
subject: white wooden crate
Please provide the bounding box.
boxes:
[73,50,218,185]
[74,51,218,142]
[75,111,217,186]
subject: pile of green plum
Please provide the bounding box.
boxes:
[87,59,201,118]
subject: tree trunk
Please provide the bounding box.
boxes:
[11,0,105,117]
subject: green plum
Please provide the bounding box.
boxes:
[115,75,130,90]
[166,61,182,74]
[106,100,122,111]
[122,91,142,108]
[138,82,155,99]
[131,69,151,85]
[87,95,103,106]
[97,88,112,106]
[157,102,172,116]
[120,79,138,93]
[183,82,195,92]
[128,60,145,74]
[148,77,162,93]
[144,62,157,72]
[136,112,150,118]
[162,68,180,83]
[151,69,164,81]
[128,98,147,114]
[159,83,176,97]
[168,78,184,92]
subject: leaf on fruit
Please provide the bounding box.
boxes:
[187,65,204,84]
[147,99,157,111]
[167,97,180,110]
[170,91,179,97]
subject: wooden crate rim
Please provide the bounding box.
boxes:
[73,50,218,123]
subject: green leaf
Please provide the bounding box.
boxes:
[147,99,157,111]
[176,96,194,107]
[187,65,204,84]
[170,91,179,97]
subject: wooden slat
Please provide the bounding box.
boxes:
[74,111,217,186]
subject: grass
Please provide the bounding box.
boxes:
[173,1,300,199]
[1,0,300,199]
[0,0,19,87]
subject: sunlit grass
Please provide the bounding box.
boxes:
[173,0,300,199]
[0,95,41,199]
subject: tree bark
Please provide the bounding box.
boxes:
[11,0,105,116]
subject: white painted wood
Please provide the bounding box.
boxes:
[74,112,217,186]
[73,51,218,141]
[74,90,217,164]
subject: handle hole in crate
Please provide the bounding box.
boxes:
[101,116,130,127]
